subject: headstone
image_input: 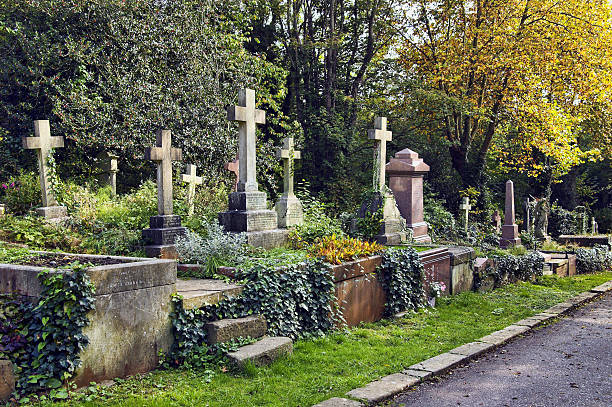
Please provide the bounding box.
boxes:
[491,210,502,233]
[386,148,431,243]
[525,198,532,233]
[97,152,119,196]
[459,197,471,233]
[358,117,406,245]
[500,180,521,248]
[275,137,304,228]
[591,217,598,235]
[181,164,203,216]
[576,206,587,234]
[142,129,186,258]
[224,157,239,192]
[22,120,67,219]
[219,88,288,249]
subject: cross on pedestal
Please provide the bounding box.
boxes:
[145,130,182,216]
[224,157,239,192]
[227,88,265,192]
[459,197,471,233]
[368,117,392,192]
[22,120,64,207]
[276,137,301,197]
[181,164,203,215]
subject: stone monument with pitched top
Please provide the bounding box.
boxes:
[386,148,432,243]
[142,129,186,258]
[357,117,406,245]
[274,137,304,228]
[22,120,67,219]
[500,180,521,248]
[219,88,288,248]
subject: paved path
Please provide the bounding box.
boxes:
[386,292,612,407]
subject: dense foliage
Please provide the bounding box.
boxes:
[379,248,425,316]
[492,252,545,286]
[575,246,612,274]
[307,235,384,265]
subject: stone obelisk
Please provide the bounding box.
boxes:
[500,180,521,248]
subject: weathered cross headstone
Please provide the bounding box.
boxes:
[219,89,288,248]
[181,164,203,216]
[459,197,471,233]
[22,120,67,219]
[275,137,304,228]
[492,210,502,233]
[142,130,186,258]
[224,157,239,192]
[386,148,431,243]
[369,117,392,192]
[97,152,119,196]
[500,180,521,248]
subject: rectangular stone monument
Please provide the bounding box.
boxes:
[386,148,431,243]
[275,137,304,228]
[219,89,288,249]
[22,120,67,219]
[181,164,202,216]
[97,152,119,196]
[459,197,471,233]
[142,130,186,258]
[500,180,521,248]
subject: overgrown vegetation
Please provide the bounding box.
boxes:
[307,235,384,265]
[379,248,425,315]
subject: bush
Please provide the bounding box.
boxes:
[548,203,580,237]
[424,194,457,242]
[307,235,384,265]
[379,248,424,315]
[0,171,40,214]
[575,246,612,274]
[493,251,544,285]
[288,193,343,248]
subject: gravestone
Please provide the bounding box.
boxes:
[225,157,239,192]
[142,130,186,258]
[576,206,587,234]
[500,180,521,248]
[97,152,119,196]
[591,217,598,234]
[358,117,406,245]
[492,210,502,233]
[275,137,304,228]
[181,164,202,216]
[219,88,288,248]
[386,148,431,243]
[524,198,532,233]
[22,120,67,219]
[459,197,471,233]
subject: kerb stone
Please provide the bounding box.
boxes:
[408,352,466,374]
[227,336,292,369]
[478,325,530,345]
[449,341,495,358]
[346,373,419,404]
[312,398,363,407]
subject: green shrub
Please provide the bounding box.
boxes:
[424,194,457,242]
[0,215,82,251]
[0,171,40,214]
[379,248,425,315]
[492,251,544,285]
[548,203,580,237]
[288,192,343,248]
[576,246,612,274]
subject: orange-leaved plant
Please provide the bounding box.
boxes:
[307,234,384,265]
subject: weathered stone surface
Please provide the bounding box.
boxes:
[312,398,363,407]
[142,226,187,246]
[478,325,530,345]
[448,246,476,266]
[227,336,292,368]
[181,164,202,215]
[500,180,521,248]
[420,248,452,297]
[0,360,15,401]
[408,352,466,374]
[275,137,304,228]
[207,316,267,344]
[228,191,268,211]
[275,194,304,228]
[144,244,179,259]
[512,317,543,328]
[449,341,495,358]
[591,280,612,293]
[448,246,475,294]
[35,205,68,220]
[402,368,432,380]
[543,302,574,314]
[219,209,278,232]
[558,235,612,248]
[149,215,182,229]
[177,278,243,310]
[243,229,289,249]
[144,129,182,216]
[335,271,386,327]
[346,373,419,404]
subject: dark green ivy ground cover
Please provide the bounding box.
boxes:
[35,271,612,407]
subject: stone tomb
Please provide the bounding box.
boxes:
[142,130,186,258]
[274,137,304,228]
[219,88,288,249]
[386,148,432,243]
[0,253,176,387]
[22,120,67,219]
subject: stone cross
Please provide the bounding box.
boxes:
[459,197,471,233]
[22,120,64,207]
[276,137,301,197]
[145,130,182,216]
[227,88,265,192]
[181,164,202,216]
[368,117,392,192]
[224,157,239,192]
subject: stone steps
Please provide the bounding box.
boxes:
[206,315,267,344]
[227,336,293,369]
[176,278,243,310]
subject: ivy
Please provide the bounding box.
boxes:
[492,252,544,285]
[379,248,425,316]
[576,246,612,274]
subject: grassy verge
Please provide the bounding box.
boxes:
[44,272,612,407]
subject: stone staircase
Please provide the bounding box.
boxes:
[176,279,293,369]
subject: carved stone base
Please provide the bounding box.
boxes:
[219,209,279,233]
[243,229,289,249]
[407,221,431,243]
[144,245,180,259]
[275,194,304,228]
[358,191,407,245]
[36,205,67,220]
[500,224,521,248]
[142,215,186,259]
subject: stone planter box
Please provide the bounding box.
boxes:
[0,253,176,387]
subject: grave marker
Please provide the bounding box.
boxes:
[368,117,392,192]
[275,137,304,227]
[500,180,521,248]
[591,217,598,235]
[181,164,203,216]
[22,120,67,219]
[492,210,502,233]
[459,197,471,233]
[97,152,119,196]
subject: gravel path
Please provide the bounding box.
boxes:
[386,292,612,407]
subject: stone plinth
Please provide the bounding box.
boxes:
[35,205,67,220]
[357,191,406,245]
[386,149,431,243]
[275,194,304,228]
[500,180,521,248]
[142,215,186,259]
[0,253,176,387]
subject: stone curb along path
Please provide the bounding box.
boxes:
[312,280,612,407]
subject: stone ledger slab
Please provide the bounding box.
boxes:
[448,246,475,294]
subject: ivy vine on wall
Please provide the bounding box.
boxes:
[378,248,425,316]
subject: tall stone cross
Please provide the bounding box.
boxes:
[227,88,265,192]
[368,117,392,192]
[181,164,202,216]
[459,197,471,233]
[224,157,239,192]
[145,130,182,216]
[276,137,301,197]
[22,120,64,207]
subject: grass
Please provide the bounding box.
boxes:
[36,271,612,407]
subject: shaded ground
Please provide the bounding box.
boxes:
[386,291,612,407]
